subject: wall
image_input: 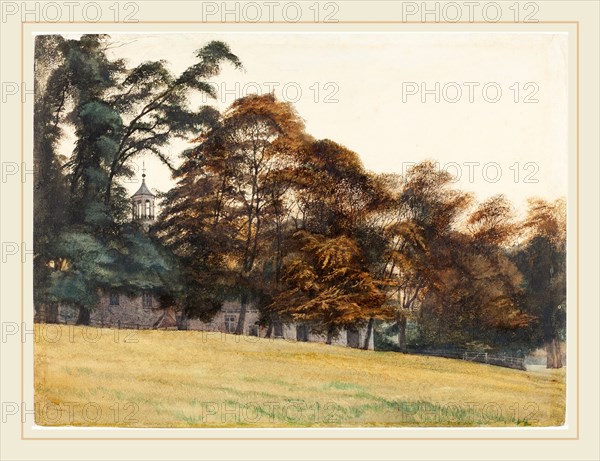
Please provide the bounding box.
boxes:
[90,292,164,328]
[37,296,375,350]
[186,301,261,335]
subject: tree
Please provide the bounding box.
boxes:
[418,231,531,349]
[34,35,240,324]
[463,195,532,336]
[283,139,390,345]
[156,94,308,331]
[380,220,431,350]
[200,94,307,333]
[270,231,387,343]
[378,161,472,350]
[35,34,123,322]
[104,41,242,209]
[33,35,71,319]
[153,107,238,321]
[375,165,533,351]
[291,139,384,236]
[47,224,174,324]
[467,194,518,245]
[514,198,566,368]
[412,193,532,350]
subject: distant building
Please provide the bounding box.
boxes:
[36,170,374,350]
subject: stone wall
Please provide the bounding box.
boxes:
[38,292,165,328]
[37,295,374,350]
[304,328,374,350]
[186,301,261,335]
[90,292,164,328]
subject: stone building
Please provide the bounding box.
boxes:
[36,171,374,350]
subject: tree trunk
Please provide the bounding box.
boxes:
[326,326,334,345]
[363,317,374,350]
[546,337,563,368]
[44,303,59,323]
[235,294,248,335]
[265,320,273,338]
[545,340,555,368]
[177,311,188,330]
[398,315,407,352]
[555,338,563,368]
[76,306,90,325]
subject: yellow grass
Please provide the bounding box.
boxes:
[34,324,565,427]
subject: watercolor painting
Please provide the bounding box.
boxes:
[33,32,567,427]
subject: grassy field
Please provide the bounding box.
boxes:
[34,324,565,427]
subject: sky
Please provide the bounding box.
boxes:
[59,32,568,217]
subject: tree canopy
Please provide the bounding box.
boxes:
[34,34,567,366]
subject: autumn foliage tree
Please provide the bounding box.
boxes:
[378,161,472,350]
[270,231,387,343]
[376,165,535,351]
[291,139,385,236]
[156,94,309,329]
[513,198,567,368]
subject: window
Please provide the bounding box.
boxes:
[109,292,120,306]
[224,315,237,333]
[145,200,151,218]
[136,202,141,219]
[143,291,153,308]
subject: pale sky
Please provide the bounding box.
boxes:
[59,32,568,216]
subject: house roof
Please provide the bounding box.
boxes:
[132,178,154,197]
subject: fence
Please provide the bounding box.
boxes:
[462,351,525,370]
[405,348,526,370]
